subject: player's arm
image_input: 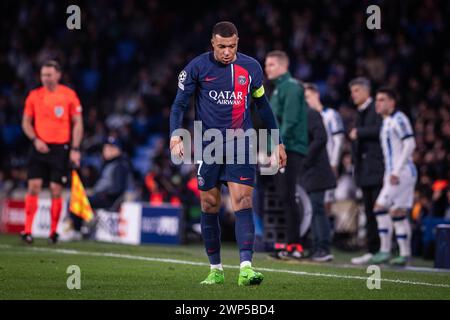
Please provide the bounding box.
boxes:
[251,61,286,168]
[22,93,49,153]
[392,116,416,178]
[71,114,83,149]
[69,91,84,167]
[70,114,83,167]
[253,89,287,168]
[390,136,415,186]
[330,114,345,169]
[253,93,282,142]
[330,133,345,168]
[169,65,197,158]
[169,91,192,140]
[22,115,37,141]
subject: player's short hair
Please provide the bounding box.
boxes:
[41,59,62,72]
[266,50,290,66]
[376,86,397,102]
[348,77,371,91]
[304,82,319,93]
[212,21,238,38]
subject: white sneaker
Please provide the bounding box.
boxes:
[351,253,373,265]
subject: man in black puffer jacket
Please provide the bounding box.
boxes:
[300,107,336,262]
[89,136,130,209]
[70,136,130,238]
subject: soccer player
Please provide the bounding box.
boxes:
[21,60,84,244]
[169,21,286,286]
[304,83,345,212]
[370,87,417,266]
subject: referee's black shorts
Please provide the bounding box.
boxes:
[27,143,70,185]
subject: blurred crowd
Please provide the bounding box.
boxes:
[0,1,449,235]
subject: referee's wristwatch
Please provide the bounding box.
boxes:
[71,147,81,152]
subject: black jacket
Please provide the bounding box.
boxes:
[93,155,131,201]
[352,99,384,187]
[299,108,336,193]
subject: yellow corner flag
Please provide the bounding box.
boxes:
[70,170,94,222]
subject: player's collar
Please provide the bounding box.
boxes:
[389,108,399,117]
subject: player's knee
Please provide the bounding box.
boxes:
[201,197,220,213]
[50,184,63,198]
[201,202,219,213]
[28,183,41,195]
[234,194,252,211]
[28,187,41,196]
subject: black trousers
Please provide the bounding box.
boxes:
[309,191,331,252]
[361,185,382,254]
[275,151,305,244]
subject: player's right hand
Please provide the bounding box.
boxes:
[34,138,49,153]
[170,136,184,159]
[390,174,400,185]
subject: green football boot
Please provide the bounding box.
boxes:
[389,255,409,267]
[369,251,391,264]
[238,266,264,286]
[200,268,224,285]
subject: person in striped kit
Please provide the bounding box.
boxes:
[370,87,417,266]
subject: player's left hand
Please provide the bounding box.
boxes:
[277,143,287,169]
[390,174,400,185]
[70,149,81,168]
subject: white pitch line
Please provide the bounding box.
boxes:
[1,244,450,289]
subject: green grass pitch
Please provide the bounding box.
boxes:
[0,234,449,300]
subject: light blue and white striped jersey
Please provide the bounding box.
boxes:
[321,107,345,167]
[379,110,417,177]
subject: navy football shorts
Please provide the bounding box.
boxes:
[196,160,256,191]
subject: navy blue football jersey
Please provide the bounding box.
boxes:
[171,52,266,137]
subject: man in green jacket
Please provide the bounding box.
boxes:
[265,50,308,259]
